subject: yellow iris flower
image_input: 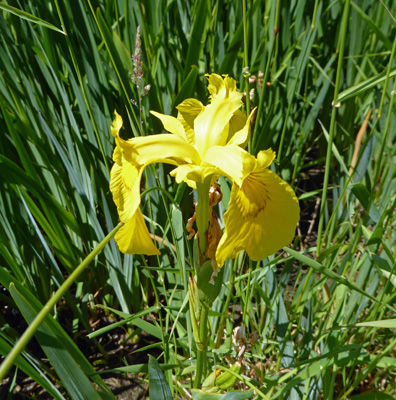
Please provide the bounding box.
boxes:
[110,74,299,267]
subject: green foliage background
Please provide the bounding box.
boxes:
[0,0,396,398]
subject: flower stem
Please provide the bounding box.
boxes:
[194,305,209,388]
[196,178,211,254]
[0,223,121,381]
[242,0,251,118]
[243,259,254,327]
[215,258,237,348]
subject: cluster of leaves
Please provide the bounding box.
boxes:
[0,0,396,399]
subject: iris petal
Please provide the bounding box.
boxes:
[110,161,142,222]
[194,75,243,156]
[203,145,257,186]
[225,110,247,144]
[207,74,241,104]
[170,164,203,188]
[119,134,201,166]
[216,169,300,267]
[150,111,188,141]
[115,209,161,255]
[257,148,276,169]
[110,113,200,256]
[176,98,204,145]
[111,111,123,138]
[170,164,220,188]
[227,108,255,148]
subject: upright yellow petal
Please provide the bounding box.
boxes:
[225,110,247,145]
[256,148,276,169]
[216,168,300,267]
[194,74,243,157]
[111,110,123,138]
[115,209,160,255]
[227,108,255,148]
[207,74,241,104]
[150,111,188,141]
[176,98,204,145]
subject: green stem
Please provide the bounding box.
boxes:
[271,0,281,77]
[194,305,209,388]
[215,259,238,348]
[242,259,254,327]
[316,0,350,257]
[196,179,211,254]
[242,0,251,122]
[0,224,121,381]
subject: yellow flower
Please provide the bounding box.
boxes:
[110,74,300,266]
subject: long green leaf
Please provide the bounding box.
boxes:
[148,355,173,400]
[0,3,65,34]
[285,247,379,303]
[336,68,396,104]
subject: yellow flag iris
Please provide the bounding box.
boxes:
[110,73,300,267]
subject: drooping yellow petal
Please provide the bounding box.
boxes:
[112,144,122,166]
[119,134,201,167]
[115,209,160,255]
[150,111,188,141]
[203,145,257,186]
[110,155,159,255]
[215,169,300,267]
[176,98,204,145]
[110,113,164,256]
[194,74,243,157]
[110,160,142,223]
